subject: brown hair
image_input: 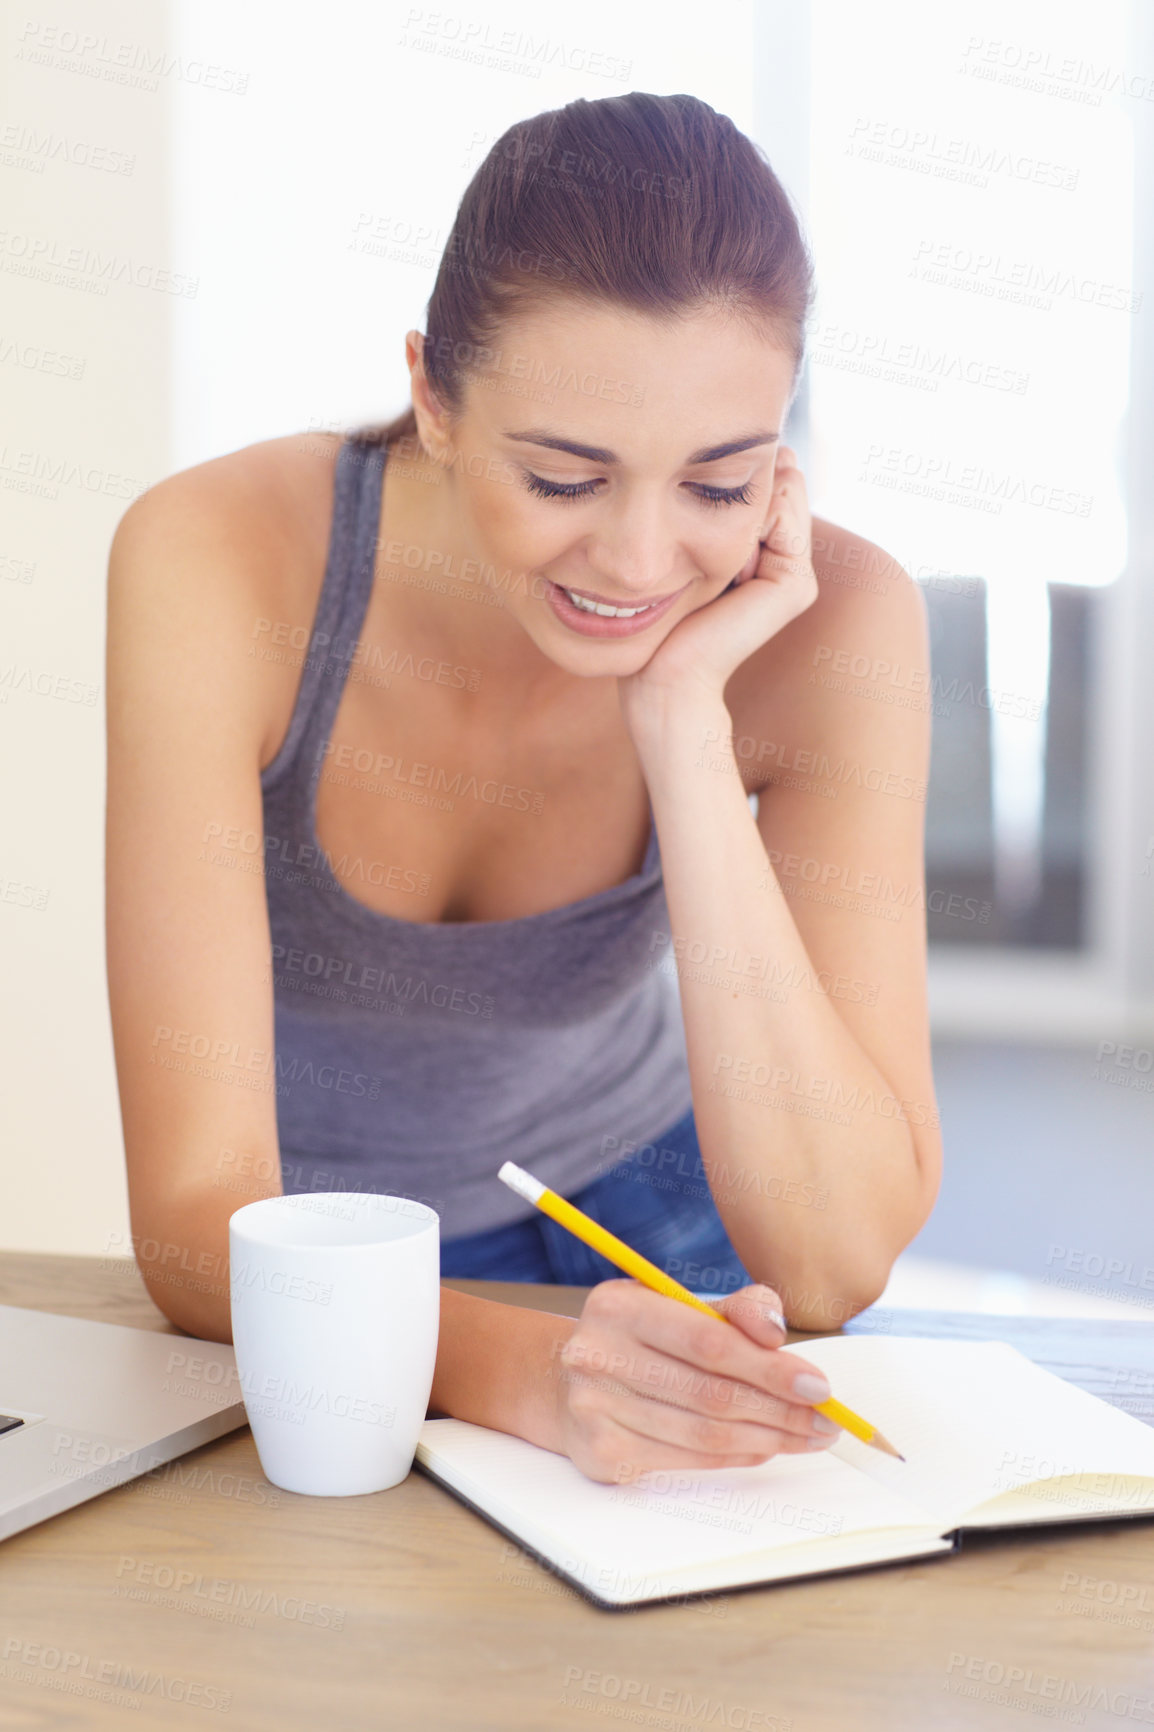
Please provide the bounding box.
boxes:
[357,91,813,456]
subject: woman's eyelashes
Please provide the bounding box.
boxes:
[693,481,757,509]
[519,470,757,509]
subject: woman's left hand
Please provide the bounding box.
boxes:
[619,446,819,725]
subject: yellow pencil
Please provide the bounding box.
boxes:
[497,1160,904,1461]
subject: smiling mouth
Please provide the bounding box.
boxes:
[556,582,684,619]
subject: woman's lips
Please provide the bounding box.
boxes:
[543,579,684,639]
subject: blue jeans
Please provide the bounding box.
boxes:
[439,1108,754,1297]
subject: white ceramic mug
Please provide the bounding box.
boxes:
[228,1192,440,1496]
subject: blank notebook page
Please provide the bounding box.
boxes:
[417,1416,947,1584]
[417,1336,1154,1590]
[797,1336,1154,1526]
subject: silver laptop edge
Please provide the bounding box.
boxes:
[0,1302,248,1542]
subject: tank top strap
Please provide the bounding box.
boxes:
[261,430,386,793]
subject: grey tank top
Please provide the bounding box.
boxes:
[259,430,693,1238]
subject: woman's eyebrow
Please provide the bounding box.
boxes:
[503,428,779,465]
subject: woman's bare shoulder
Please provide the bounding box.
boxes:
[116,430,341,590]
[108,431,344,766]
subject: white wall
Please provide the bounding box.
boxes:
[1,0,175,1253]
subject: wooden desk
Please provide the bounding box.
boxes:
[2,1252,1154,1731]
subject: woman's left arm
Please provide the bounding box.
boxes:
[620,452,942,1330]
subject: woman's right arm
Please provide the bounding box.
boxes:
[104,467,837,1474]
[106,467,290,1340]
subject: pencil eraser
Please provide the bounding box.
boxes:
[497,1161,545,1204]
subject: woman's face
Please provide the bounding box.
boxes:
[416,300,798,677]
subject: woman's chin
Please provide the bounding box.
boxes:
[548,638,666,679]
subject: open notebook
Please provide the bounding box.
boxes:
[415,1335,1154,1607]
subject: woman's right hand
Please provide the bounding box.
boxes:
[551,1278,842,1484]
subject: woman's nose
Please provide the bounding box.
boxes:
[582,500,683,596]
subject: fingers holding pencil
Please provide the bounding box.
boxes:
[496,1161,902,1466]
[554,1280,840,1485]
[630,1280,836,1418]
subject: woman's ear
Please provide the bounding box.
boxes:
[406,331,455,466]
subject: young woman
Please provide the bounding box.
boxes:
[105,92,941,1485]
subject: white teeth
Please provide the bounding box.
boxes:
[562,587,658,619]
